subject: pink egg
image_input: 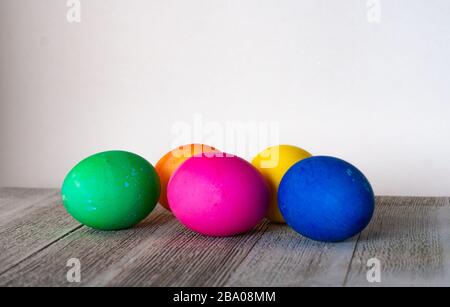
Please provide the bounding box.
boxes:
[167,154,270,237]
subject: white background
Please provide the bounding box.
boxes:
[1,0,449,196]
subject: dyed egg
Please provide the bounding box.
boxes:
[61,151,160,230]
[155,144,219,211]
[278,156,375,242]
[252,145,312,223]
[168,154,270,237]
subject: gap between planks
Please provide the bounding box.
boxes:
[0,189,396,286]
[0,187,356,287]
[0,209,270,287]
[344,196,450,287]
[0,188,82,273]
[2,189,449,287]
[0,188,272,286]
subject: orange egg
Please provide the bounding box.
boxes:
[155,144,220,211]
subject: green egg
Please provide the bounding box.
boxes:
[61,151,160,230]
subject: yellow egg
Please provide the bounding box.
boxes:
[252,145,312,223]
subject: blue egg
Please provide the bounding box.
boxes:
[278,156,375,242]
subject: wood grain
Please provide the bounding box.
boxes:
[345,197,450,287]
[225,224,358,287]
[0,188,57,223]
[0,189,81,275]
[0,205,269,287]
[1,188,450,287]
[0,208,171,287]
[94,221,268,287]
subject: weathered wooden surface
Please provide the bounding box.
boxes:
[225,225,358,287]
[0,188,81,275]
[0,188,449,287]
[345,197,450,287]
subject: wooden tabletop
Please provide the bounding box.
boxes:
[0,188,449,287]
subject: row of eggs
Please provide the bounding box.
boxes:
[61,144,375,243]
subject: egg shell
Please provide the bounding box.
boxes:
[278,156,375,242]
[155,144,219,211]
[61,151,160,230]
[168,154,270,237]
[252,145,312,223]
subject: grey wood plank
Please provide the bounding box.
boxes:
[92,221,268,287]
[345,197,450,287]
[3,190,449,287]
[0,206,269,287]
[0,188,58,223]
[224,224,358,287]
[0,189,81,275]
[0,207,171,287]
